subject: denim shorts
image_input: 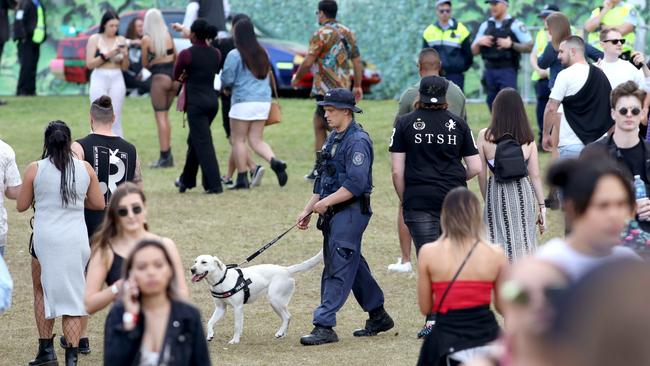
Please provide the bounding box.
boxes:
[402,209,442,255]
[558,143,584,160]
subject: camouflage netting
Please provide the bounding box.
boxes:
[0,0,647,98]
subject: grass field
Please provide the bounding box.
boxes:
[0,96,564,366]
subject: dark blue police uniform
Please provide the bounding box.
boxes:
[312,120,385,327]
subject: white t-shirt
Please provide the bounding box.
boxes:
[0,140,21,246]
[600,58,648,91]
[536,238,641,281]
[550,63,590,147]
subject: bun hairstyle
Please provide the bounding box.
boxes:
[90,95,114,123]
[190,18,217,41]
[42,120,77,207]
[546,153,634,217]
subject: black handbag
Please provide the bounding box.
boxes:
[417,239,480,338]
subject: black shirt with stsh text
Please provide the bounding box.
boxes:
[389,108,478,211]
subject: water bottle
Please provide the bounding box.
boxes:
[634,175,647,201]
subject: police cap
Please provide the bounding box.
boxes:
[539,4,559,18]
[317,88,363,113]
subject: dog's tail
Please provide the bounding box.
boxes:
[286,250,323,274]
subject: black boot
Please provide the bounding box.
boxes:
[65,347,77,366]
[28,336,58,366]
[352,306,394,337]
[228,172,250,190]
[304,151,320,181]
[299,325,339,346]
[150,149,174,168]
[271,158,288,187]
[59,336,90,355]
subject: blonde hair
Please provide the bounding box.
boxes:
[440,187,485,243]
[143,8,168,58]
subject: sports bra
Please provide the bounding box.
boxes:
[105,247,125,286]
[431,280,493,313]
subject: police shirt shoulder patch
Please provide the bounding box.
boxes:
[519,23,527,33]
[352,152,365,166]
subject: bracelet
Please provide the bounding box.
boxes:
[110,284,119,295]
[99,53,108,61]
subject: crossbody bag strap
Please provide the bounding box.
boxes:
[435,239,481,313]
[269,71,279,101]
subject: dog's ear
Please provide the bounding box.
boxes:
[213,256,224,270]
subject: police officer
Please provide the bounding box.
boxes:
[529,4,558,145]
[471,0,532,110]
[584,0,638,59]
[297,88,393,346]
[421,0,473,91]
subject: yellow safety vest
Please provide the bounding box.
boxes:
[32,1,45,44]
[422,21,470,49]
[531,29,548,81]
[587,3,635,53]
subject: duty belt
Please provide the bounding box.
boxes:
[210,265,252,304]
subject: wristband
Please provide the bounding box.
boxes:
[99,53,108,61]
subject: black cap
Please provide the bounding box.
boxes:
[485,0,508,4]
[316,88,363,113]
[435,0,451,6]
[539,4,559,18]
[419,76,448,104]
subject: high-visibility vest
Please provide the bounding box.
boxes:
[587,3,635,53]
[32,0,45,44]
[531,29,548,81]
[422,21,471,49]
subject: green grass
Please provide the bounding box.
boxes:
[0,96,564,366]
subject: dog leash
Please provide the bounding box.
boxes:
[238,213,313,266]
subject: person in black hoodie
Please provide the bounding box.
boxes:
[104,239,210,365]
[13,0,45,96]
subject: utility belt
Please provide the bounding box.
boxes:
[316,193,371,231]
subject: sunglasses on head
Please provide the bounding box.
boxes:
[618,107,642,116]
[604,38,626,45]
[500,280,566,306]
[438,9,451,13]
[117,205,143,217]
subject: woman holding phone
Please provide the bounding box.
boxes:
[104,240,210,365]
[86,10,129,137]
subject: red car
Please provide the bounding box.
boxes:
[49,9,381,94]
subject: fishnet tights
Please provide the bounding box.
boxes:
[31,258,83,347]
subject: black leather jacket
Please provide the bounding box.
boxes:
[104,300,212,366]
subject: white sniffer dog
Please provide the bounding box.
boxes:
[190,251,322,344]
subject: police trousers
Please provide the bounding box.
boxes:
[483,67,517,111]
[313,204,384,327]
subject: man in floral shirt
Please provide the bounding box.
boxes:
[292,0,363,180]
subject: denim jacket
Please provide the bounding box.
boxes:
[220,49,272,104]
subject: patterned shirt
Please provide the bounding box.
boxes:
[0,139,22,245]
[308,20,360,96]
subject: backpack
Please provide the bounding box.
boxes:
[492,134,528,183]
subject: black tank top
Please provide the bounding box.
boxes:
[105,247,124,286]
[76,134,137,237]
[186,45,220,108]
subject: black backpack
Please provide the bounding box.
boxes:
[492,134,528,183]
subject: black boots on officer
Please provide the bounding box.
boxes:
[300,306,394,346]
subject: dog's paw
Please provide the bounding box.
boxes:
[275,331,286,339]
[227,338,240,345]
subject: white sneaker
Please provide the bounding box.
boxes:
[387,257,412,273]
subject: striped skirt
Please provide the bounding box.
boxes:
[485,175,538,263]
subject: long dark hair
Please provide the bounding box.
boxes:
[547,12,571,50]
[125,16,142,40]
[99,10,120,34]
[486,88,535,145]
[122,239,178,300]
[233,19,270,79]
[91,182,149,266]
[42,120,77,207]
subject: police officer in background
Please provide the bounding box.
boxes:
[14,0,45,96]
[529,4,558,146]
[584,0,638,60]
[471,0,532,110]
[421,0,473,91]
[297,88,394,346]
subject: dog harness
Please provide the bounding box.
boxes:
[210,264,253,304]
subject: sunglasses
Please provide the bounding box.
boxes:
[117,205,143,217]
[618,107,642,116]
[500,280,566,306]
[604,38,626,45]
[437,9,451,13]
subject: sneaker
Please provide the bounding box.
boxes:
[300,326,339,346]
[387,257,412,273]
[60,335,90,354]
[221,176,234,186]
[352,309,394,337]
[304,168,318,181]
[250,165,265,187]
